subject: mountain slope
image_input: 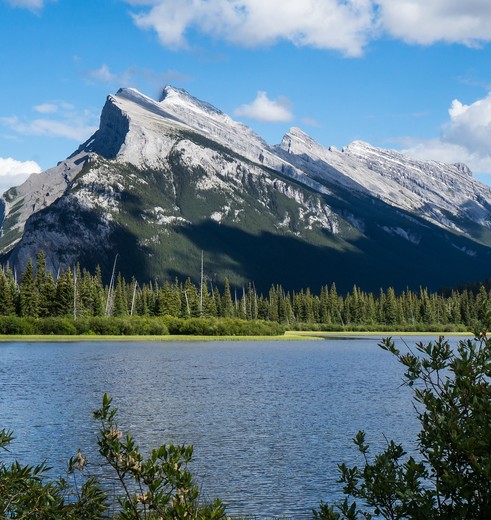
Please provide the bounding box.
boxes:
[1,87,491,292]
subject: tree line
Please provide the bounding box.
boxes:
[0,251,490,329]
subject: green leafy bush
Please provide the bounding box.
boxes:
[314,333,491,519]
[162,316,285,336]
[0,316,36,334]
[0,395,226,519]
[37,317,78,335]
[91,393,226,519]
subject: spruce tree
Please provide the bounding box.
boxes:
[221,277,234,318]
[0,268,15,316]
[91,265,105,316]
[35,251,55,318]
[54,267,74,316]
[112,274,128,316]
[19,259,38,317]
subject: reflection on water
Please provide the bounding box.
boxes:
[0,336,454,516]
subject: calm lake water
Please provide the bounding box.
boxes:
[0,336,464,517]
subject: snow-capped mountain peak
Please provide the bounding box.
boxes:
[159,85,225,118]
[2,85,491,291]
[279,127,327,158]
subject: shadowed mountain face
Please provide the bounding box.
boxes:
[2,86,491,291]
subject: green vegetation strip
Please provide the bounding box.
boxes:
[0,332,314,342]
[0,250,487,334]
[285,330,472,339]
[0,331,473,342]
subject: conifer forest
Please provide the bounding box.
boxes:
[0,251,489,334]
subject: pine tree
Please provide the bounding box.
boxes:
[268,286,280,322]
[0,267,16,316]
[91,265,105,316]
[112,274,128,316]
[19,259,38,317]
[183,278,199,317]
[204,281,217,318]
[329,283,342,325]
[54,267,74,316]
[34,251,53,317]
[199,280,214,318]
[221,277,234,318]
[212,283,222,318]
[319,285,331,324]
[384,287,400,325]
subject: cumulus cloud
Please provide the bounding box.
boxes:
[378,0,491,46]
[126,0,375,56]
[88,64,127,84]
[402,92,491,174]
[124,0,491,55]
[0,103,98,142]
[234,91,293,122]
[0,157,41,195]
[33,103,58,114]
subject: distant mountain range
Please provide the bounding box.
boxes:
[1,86,491,292]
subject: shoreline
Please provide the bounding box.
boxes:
[0,330,473,342]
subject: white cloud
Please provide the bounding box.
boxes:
[34,103,58,114]
[0,116,97,141]
[88,64,127,84]
[1,103,98,142]
[444,96,491,155]
[234,91,293,122]
[378,0,491,46]
[402,92,491,175]
[125,0,491,55]
[0,157,41,195]
[126,0,375,56]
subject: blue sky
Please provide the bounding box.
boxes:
[1,0,491,193]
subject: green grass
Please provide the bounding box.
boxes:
[289,330,473,338]
[0,330,472,343]
[0,333,302,342]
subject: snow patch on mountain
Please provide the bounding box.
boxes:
[278,127,491,233]
[3,84,491,267]
[382,226,421,245]
[344,141,491,228]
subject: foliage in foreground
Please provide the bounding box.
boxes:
[314,333,491,519]
[0,394,226,519]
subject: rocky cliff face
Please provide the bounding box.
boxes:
[2,87,491,291]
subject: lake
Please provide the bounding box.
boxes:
[0,336,460,517]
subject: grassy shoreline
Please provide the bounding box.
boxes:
[286,330,473,339]
[0,330,473,342]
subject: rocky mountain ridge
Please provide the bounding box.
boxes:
[1,86,490,291]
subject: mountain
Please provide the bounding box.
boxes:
[1,86,491,293]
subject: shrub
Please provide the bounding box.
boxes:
[0,395,226,519]
[0,316,36,334]
[314,333,491,519]
[162,316,285,336]
[37,317,78,335]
